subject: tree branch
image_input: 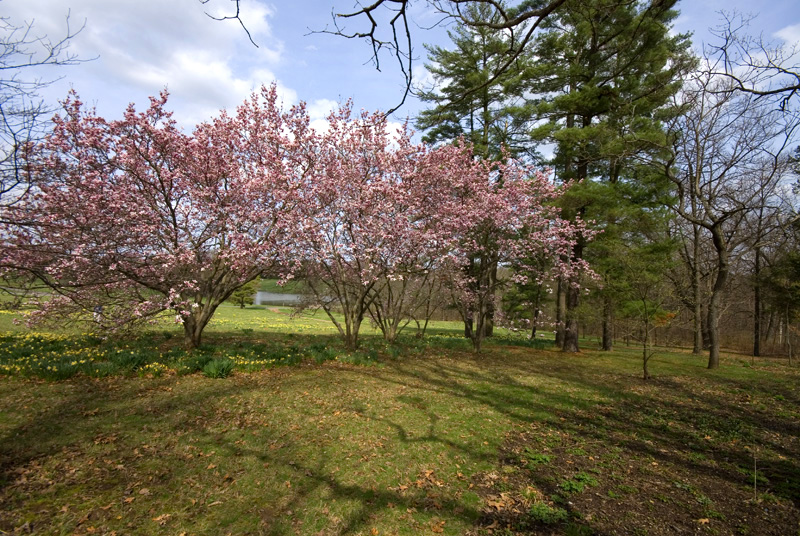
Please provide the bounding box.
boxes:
[199,0,259,47]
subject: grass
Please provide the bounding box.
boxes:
[0,305,514,380]
[258,278,307,294]
[0,306,799,535]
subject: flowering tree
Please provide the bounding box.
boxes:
[1,84,314,348]
[292,106,466,349]
[367,266,449,342]
[443,156,593,352]
[291,104,590,351]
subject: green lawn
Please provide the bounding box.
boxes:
[259,278,307,294]
[0,306,798,535]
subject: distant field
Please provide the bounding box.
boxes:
[259,278,307,294]
[1,305,798,535]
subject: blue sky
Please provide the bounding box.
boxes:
[4,0,800,132]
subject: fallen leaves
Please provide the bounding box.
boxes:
[484,492,522,513]
[430,519,446,533]
[152,513,171,525]
[393,469,445,493]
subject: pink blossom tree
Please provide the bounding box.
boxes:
[292,106,475,349]
[291,104,591,351]
[441,154,594,353]
[1,84,314,348]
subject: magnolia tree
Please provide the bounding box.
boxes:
[443,157,593,352]
[292,106,468,349]
[2,82,591,351]
[367,265,449,342]
[1,85,314,348]
[291,104,591,351]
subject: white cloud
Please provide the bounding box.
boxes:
[310,118,331,134]
[412,63,437,93]
[2,0,287,127]
[204,0,274,39]
[307,98,339,120]
[775,24,800,46]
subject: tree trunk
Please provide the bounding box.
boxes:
[530,284,542,340]
[340,298,366,351]
[483,314,494,337]
[753,246,762,357]
[643,318,651,380]
[483,260,497,337]
[344,313,362,351]
[464,257,476,339]
[555,278,566,347]
[562,118,588,353]
[707,225,729,369]
[183,317,202,349]
[701,306,711,350]
[472,302,485,353]
[692,225,703,354]
[464,314,474,339]
[181,306,216,349]
[563,282,581,353]
[786,305,793,366]
[765,310,775,348]
[563,236,584,354]
[602,295,613,351]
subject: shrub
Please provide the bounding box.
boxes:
[203,358,234,378]
[336,351,379,366]
[308,343,338,364]
[386,345,403,359]
[523,449,552,466]
[110,350,149,371]
[140,362,169,378]
[561,472,598,494]
[32,361,80,381]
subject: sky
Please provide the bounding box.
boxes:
[4,0,800,133]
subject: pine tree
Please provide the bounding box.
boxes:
[523,0,693,352]
[416,3,536,161]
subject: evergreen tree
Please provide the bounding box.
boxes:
[229,278,260,309]
[522,0,693,352]
[416,3,537,162]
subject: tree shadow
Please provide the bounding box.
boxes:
[1,340,799,535]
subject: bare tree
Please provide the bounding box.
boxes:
[0,12,84,209]
[662,67,799,369]
[199,0,259,47]
[322,0,570,113]
[205,0,553,115]
[667,216,715,354]
[707,12,800,110]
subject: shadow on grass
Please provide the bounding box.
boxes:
[1,336,799,535]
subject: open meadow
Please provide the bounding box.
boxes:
[1,306,799,535]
